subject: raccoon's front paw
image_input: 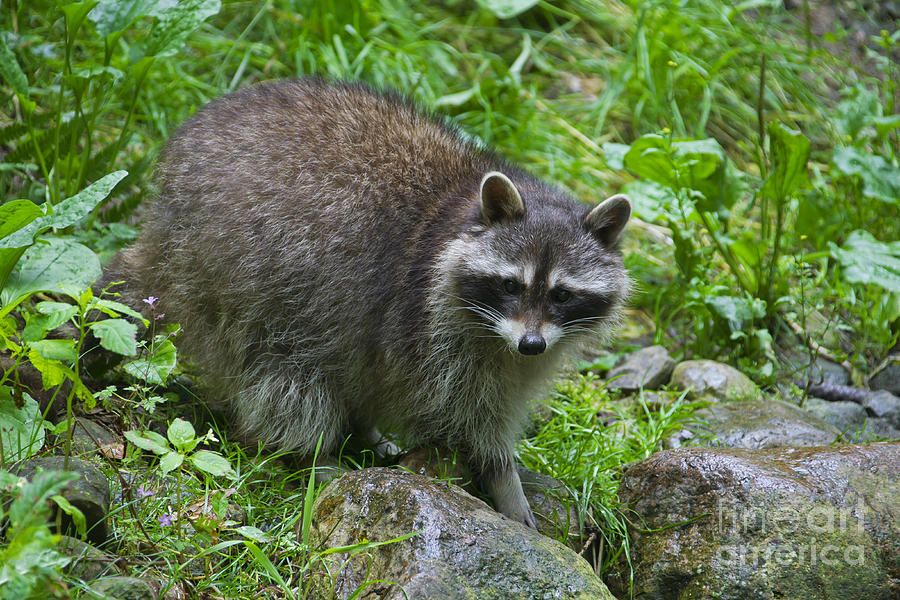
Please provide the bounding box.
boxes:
[496,491,537,529]
[483,463,537,529]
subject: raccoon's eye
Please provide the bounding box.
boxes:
[502,279,521,295]
[550,288,572,304]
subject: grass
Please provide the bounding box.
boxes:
[1,0,898,598]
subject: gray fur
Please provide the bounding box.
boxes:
[105,78,631,528]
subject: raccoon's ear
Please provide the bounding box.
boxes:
[585,194,631,246]
[480,171,525,224]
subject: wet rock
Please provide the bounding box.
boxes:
[18,456,110,545]
[54,417,119,457]
[398,447,475,494]
[670,359,760,402]
[862,417,900,441]
[780,349,850,386]
[869,361,900,395]
[59,536,120,580]
[606,345,676,391]
[802,397,867,433]
[309,468,614,599]
[88,576,157,600]
[692,399,840,448]
[863,390,900,429]
[518,466,583,550]
[609,443,900,600]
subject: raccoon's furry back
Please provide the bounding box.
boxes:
[107,78,627,468]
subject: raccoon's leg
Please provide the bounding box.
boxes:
[364,427,402,458]
[480,457,537,529]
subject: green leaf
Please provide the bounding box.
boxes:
[92,297,147,323]
[474,0,540,18]
[26,350,67,388]
[830,230,900,293]
[166,417,196,452]
[139,0,221,58]
[8,469,78,534]
[622,179,678,223]
[122,338,177,385]
[124,429,169,455]
[602,142,631,171]
[0,199,42,291]
[62,1,100,42]
[233,525,270,543]
[1,239,101,307]
[761,122,810,199]
[159,450,184,475]
[624,135,677,187]
[834,85,881,141]
[51,494,87,538]
[190,450,234,477]
[832,146,900,205]
[0,171,127,250]
[89,318,138,356]
[704,294,765,333]
[27,339,78,362]
[624,135,725,191]
[0,32,28,97]
[22,301,79,341]
[88,0,171,37]
[0,387,45,461]
[433,85,478,108]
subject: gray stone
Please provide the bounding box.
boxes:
[780,349,850,386]
[863,390,900,429]
[88,576,157,600]
[869,361,900,395]
[517,466,583,551]
[59,536,120,581]
[670,359,760,402]
[608,443,900,600]
[18,456,110,545]
[802,397,868,433]
[606,345,676,391]
[309,468,614,599]
[861,417,900,441]
[692,399,840,448]
[54,417,118,457]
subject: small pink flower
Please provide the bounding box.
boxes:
[155,313,166,320]
[158,513,174,527]
[142,296,159,310]
[136,485,154,498]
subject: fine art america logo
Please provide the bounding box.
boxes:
[715,497,868,568]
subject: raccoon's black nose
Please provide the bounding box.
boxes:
[518,334,546,355]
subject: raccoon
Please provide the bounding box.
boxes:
[106,78,631,528]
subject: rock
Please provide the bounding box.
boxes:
[670,359,759,402]
[88,576,157,600]
[869,361,900,395]
[59,536,120,580]
[863,390,900,429]
[398,450,585,550]
[397,447,475,495]
[609,443,900,600]
[54,417,119,457]
[779,349,850,386]
[517,466,583,551]
[309,468,614,599]
[606,345,676,391]
[802,397,867,433]
[692,399,840,448]
[861,417,900,441]
[18,456,110,545]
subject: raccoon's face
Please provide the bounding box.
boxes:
[444,172,631,356]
